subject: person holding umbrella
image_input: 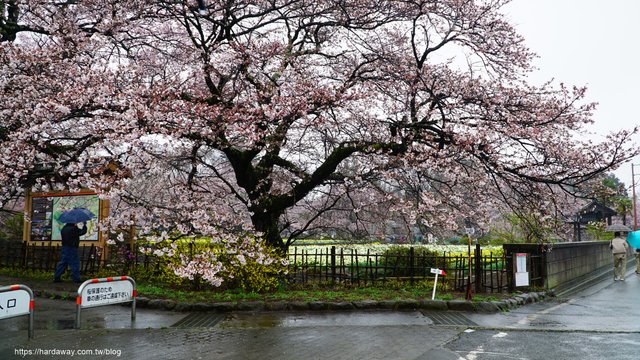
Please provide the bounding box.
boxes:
[626,230,640,274]
[53,208,94,283]
[607,224,632,281]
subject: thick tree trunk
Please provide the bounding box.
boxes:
[251,210,287,255]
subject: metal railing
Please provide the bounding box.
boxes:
[0,240,540,293]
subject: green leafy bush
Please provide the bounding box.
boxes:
[140,235,287,293]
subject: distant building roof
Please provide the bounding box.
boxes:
[574,200,617,224]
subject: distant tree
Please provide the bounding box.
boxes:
[581,173,631,224]
[1,0,638,256]
[0,211,23,241]
[585,220,613,241]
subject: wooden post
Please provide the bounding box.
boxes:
[465,235,473,300]
[22,188,32,242]
[409,247,415,284]
[330,246,336,281]
[474,243,482,293]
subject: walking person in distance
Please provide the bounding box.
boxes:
[53,222,87,283]
[610,231,630,281]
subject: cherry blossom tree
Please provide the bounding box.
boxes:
[1,0,638,257]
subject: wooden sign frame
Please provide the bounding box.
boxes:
[23,189,110,252]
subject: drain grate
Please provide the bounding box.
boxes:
[529,318,564,327]
[421,311,477,326]
[171,313,225,329]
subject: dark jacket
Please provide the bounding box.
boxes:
[61,223,87,248]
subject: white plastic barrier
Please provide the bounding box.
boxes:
[0,284,34,339]
[75,276,136,329]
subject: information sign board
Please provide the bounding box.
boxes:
[79,280,134,308]
[75,276,136,329]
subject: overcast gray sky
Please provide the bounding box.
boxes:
[503,0,640,190]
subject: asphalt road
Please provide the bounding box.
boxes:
[2,269,640,360]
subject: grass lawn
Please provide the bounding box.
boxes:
[0,268,515,303]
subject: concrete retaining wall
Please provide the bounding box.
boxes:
[504,241,613,290]
[543,241,611,289]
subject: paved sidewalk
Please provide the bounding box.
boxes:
[1,274,81,298]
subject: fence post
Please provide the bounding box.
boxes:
[474,243,482,293]
[88,244,96,273]
[506,251,515,293]
[540,244,548,288]
[331,246,336,282]
[29,243,35,271]
[292,247,297,283]
[20,241,27,268]
[409,247,415,284]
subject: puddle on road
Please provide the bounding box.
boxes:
[220,314,285,328]
[0,318,80,331]
[45,319,77,330]
[220,312,430,329]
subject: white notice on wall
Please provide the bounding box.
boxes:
[516,253,527,272]
[515,253,529,287]
[515,272,530,287]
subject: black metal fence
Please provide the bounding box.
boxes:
[0,240,540,293]
[287,245,518,293]
[0,240,103,274]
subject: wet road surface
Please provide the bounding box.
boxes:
[2,269,640,359]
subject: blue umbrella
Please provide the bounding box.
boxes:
[627,231,640,249]
[58,208,95,224]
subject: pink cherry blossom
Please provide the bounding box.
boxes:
[0,0,637,263]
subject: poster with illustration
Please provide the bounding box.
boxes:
[30,196,54,241]
[51,195,100,241]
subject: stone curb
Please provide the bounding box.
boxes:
[34,287,552,314]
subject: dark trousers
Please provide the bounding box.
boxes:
[54,246,81,282]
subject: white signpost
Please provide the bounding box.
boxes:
[76,276,136,329]
[430,268,446,300]
[0,284,34,339]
